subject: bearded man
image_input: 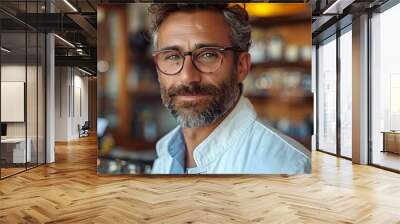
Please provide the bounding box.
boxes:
[149,4,311,174]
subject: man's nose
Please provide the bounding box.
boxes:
[178,55,202,84]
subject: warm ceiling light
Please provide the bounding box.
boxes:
[63,0,78,12]
[1,47,11,53]
[245,3,309,17]
[54,34,75,48]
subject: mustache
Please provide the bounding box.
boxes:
[167,83,220,97]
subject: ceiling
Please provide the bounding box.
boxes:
[1,0,393,73]
[0,0,97,74]
[310,0,390,43]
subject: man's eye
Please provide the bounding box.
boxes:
[198,51,219,60]
[163,53,181,61]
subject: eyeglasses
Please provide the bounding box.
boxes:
[152,46,237,76]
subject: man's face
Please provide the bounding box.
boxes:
[156,10,248,128]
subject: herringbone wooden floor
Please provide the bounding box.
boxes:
[1,136,400,224]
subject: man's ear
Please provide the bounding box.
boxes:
[236,52,251,83]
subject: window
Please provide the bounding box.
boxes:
[0,1,46,179]
[371,2,400,171]
[317,36,337,154]
[339,28,352,158]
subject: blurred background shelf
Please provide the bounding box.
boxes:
[129,91,161,101]
[250,13,310,28]
[252,61,311,70]
[247,93,313,103]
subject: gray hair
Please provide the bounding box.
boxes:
[148,4,252,52]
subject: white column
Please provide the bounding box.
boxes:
[352,14,369,164]
[45,0,56,163]
[46,33,55,163]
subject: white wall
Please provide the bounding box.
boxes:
[1,64,46,164]
[55,67,89,141]
[1,64,40,137]
[1,65,26,141]
[55,67,69,141]
[1,65,33,138]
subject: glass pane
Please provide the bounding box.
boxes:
[24,0,39,170]
[317,37,337,154]
[339,29,352,158]
[38,32,45,165]
[1,31,27,177]
[27,31,38,169]
[0,1,46,178]
[371,4,400,171]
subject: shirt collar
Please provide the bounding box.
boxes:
[157,96,257,168]
[191,96,257,167]
[155,125,184,157]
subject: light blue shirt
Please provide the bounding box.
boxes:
[152,96,311,174]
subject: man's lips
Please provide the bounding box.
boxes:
[174,94,211,100]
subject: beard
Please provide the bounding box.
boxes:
[160,72,241,128]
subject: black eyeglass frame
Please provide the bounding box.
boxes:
[152,46,239,76]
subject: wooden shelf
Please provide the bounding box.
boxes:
[129,91,161,101]
[250,13,310,28]
[247,94,313,105]
[251,61,311,70]
[112,134,156,151]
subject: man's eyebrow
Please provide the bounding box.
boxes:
[155,43,226,52]
[195,43,225,49]
[155,45,182,52]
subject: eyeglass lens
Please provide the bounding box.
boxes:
[154,47,225,75]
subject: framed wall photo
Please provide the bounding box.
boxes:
[97,3,312,175]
